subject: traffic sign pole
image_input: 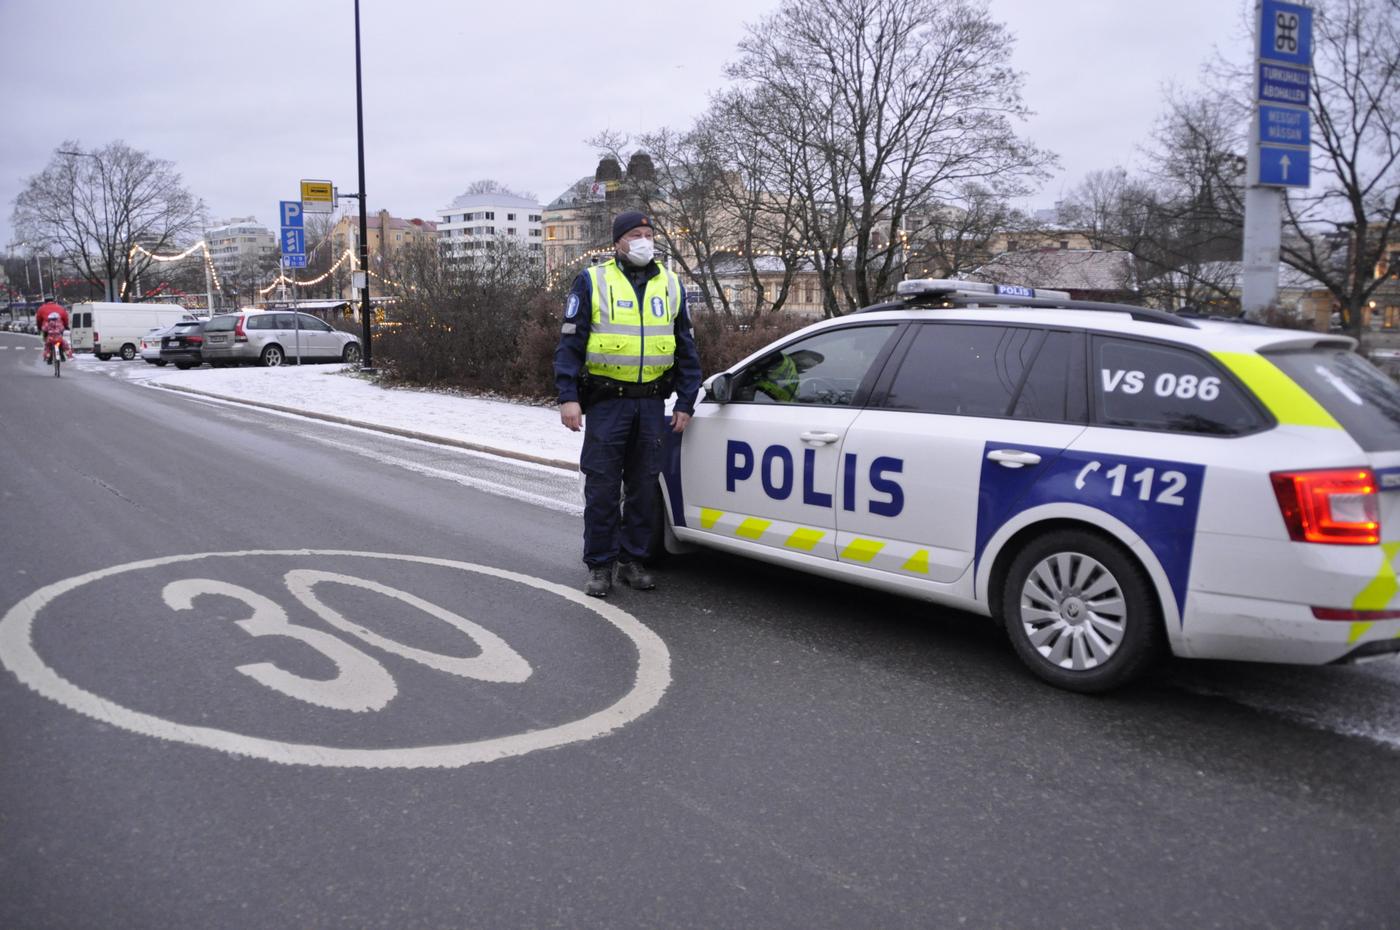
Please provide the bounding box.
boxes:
[1242,0,1313,320]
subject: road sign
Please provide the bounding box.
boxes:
[1258,62,1309,106]
[301,179,334,214]
[1260,0,1312,66]
[1259,105,1310,147]
[280,200,303,228]
[281,228,305,255]
[1258,145,1311,187]
[283,255,308,269]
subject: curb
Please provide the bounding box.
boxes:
[150,381,580,472]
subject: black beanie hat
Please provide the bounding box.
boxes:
[612,211,652,242]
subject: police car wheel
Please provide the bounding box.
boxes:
[1001,531,1163,693]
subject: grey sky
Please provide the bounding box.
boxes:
[0,0,1252,253]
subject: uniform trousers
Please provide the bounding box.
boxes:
[580,396,665,569]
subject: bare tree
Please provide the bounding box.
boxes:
[460,179,538,202]
[11,140,205,302]
[724,0,1053,315]
[906,183,1028,278]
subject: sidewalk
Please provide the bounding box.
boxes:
[76,355,584,470]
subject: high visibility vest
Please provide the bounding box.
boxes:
[585,259,682,383]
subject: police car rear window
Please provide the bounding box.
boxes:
[1093,337,1265,435]
[1270,348,1400,452]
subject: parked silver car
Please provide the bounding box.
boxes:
[140,325,176,365]
[200,310,362,367]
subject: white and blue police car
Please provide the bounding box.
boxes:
[656,279,1400,692]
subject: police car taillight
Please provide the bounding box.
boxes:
[1270,468,1380,545]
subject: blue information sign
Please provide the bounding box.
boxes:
[1258,62,1309,106]
[283,254,308,269]
[1259,105,1309,146]
[279,200,303,229]
[281,227,305,255]
[1258,145,1310,187]
[1260,0,1312,65]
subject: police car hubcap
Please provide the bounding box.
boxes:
[1019,552,1127,671]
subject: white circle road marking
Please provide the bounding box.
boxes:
[0,550,671,769]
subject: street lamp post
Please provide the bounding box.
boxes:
[58,148,114,302]
[353,0,374,371]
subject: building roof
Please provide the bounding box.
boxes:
[971,249,1138,293]
[543,177,596,212]
[443,191,542,211]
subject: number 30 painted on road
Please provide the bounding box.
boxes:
[162,570,532,713]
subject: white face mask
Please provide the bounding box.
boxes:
[623,237,655,266]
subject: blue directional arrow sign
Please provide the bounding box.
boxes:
[1258,146,1310,187]
[281,227,305,255]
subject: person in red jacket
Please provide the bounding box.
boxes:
[41,310,72,363]
[35,298,68,331]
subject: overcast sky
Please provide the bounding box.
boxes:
[0,0,1255,253]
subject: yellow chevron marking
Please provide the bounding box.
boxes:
[1213,352,1342,429]
[736,518,771,540]
[700,508,723,529]
[902,549,930,574]
[841,538,884,562]
[1352,542,1400,611]
[785,528,825,551]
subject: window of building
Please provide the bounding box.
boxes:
[507,213,516,221]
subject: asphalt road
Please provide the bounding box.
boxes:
[2,331,1399,929]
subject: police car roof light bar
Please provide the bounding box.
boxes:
[883,278,1199,329]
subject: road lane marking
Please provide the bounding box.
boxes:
[0,550,671,768]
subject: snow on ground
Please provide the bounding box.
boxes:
[75,354,584,468]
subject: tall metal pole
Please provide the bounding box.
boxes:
[354,0,374,371]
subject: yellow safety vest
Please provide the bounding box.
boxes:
[585,259,681,383]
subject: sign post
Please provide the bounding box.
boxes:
[1241,0,1313,319]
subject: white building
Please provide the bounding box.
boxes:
[436,192,544,262]
[206,217,277,275]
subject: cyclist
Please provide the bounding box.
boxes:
[42,311,72,365]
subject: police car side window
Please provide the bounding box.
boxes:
[1093,337,1265,435]
[882,323,1066,419]
[732,325,897,406]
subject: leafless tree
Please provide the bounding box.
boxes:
[460,179,538,202]
[724,0,1053,315]
[11,140,205,302]
[905,183,1029,278]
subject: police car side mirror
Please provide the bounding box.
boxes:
[708,372,735,405]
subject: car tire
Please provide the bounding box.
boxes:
[260,345,285,367]
[95,353,112,361]
[120,344,137,361]
[342,343,362,365]
[1000,529,1164,693]
[154,360,167,367]
[175,362,195,370]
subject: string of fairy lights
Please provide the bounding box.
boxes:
[128,239,412,302]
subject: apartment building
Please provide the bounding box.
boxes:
[436,192,543,262]
[205,217,277,276]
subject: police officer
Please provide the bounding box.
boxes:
[555,211,702,597]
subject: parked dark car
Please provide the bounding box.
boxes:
[160,320,206,370]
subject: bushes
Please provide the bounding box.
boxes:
[376,240,815,402]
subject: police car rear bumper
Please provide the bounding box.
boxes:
[1180,590,1400,664]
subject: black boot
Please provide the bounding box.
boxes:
[584,566,614,598]
[616,561,655,591]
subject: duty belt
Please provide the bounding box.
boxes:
[584,374,671,404]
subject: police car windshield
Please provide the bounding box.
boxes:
[1270,348,1400,452]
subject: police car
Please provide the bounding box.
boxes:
[655,279,1400,692]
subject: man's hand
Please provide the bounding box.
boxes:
[670,411,691,433]
[560,401,583,432]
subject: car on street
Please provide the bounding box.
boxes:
[656,278,1400,692]
[200,310,363,367]
[140,325,175,365]
[159,320,206,370]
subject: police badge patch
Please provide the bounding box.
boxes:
[651,296,665,318]
[565,294,579,319]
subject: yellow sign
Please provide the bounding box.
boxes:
[301,180,333,201]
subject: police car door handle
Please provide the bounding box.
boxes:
[799,431,841,445]
[987,449,1042,468]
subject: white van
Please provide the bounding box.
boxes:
[69,302,194,360]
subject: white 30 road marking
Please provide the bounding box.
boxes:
[0,550,671,769]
